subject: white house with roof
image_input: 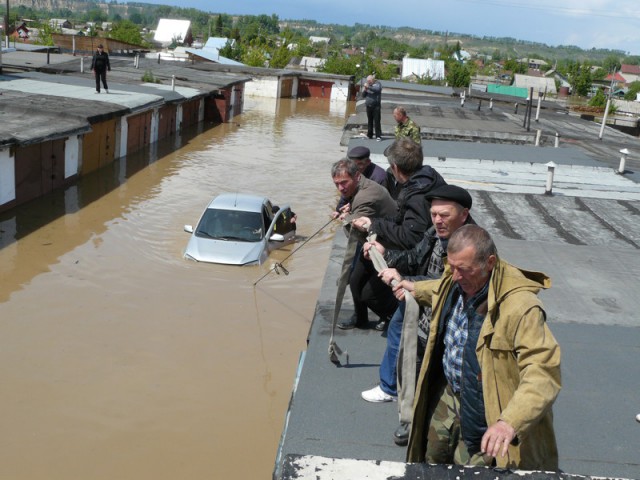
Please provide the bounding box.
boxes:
[154,19,191,47]
[621,64,640,85]
[514,74,557,96]
[401,57,445,81]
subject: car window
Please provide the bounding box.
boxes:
[196,209,263,242]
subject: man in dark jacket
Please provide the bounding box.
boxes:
[347,138,445,330]
[362,75,382,140]
[349,145,387,187]
[91,44,111,94]
[352,137,446,250]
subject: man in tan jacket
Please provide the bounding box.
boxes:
[406,225,561,470]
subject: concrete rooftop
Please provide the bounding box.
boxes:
[277,92,640,479]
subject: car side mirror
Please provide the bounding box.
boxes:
[184,225,193,233]
[269,233,285,242]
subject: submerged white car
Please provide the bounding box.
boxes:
[183,193,296,266]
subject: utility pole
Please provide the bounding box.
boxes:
[4,0,9,48]
[599,68,616,140]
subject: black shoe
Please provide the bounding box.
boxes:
[393,422,410,446]
[374,319,389,331]
[338,314,367,330]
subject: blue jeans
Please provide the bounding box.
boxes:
[379,301,405,396]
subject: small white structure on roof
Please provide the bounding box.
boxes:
[401,57,445,81]
[154,19,191,46]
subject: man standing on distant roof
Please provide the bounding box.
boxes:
[363,75,383,141]
[91,44,111,94]
[394,106,421,144]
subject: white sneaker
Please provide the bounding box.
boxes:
[105,89,109,94]
[361,385,397,403]
[376,137,382,141]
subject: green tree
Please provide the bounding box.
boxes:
[109,20,146,45]
[588,88,607,107]
[213,13,232,37]
[270,44,292,69]
[87,8,107,23]
[242,46,267,67]
[624,81,640,101]
[129,10,143,25]
[503,58,526,74]
[34,22,55,46]
[588,88,616,113]
[320,51,359,75]
[219,39,243,61]
[446,61,471,87]
[602,54,621,74]
[574,63,593,96]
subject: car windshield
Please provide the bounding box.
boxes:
[195,208,264,242]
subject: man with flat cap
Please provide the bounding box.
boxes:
[360,185,475,446]
[349,145,387,187]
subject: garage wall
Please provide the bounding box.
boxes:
[81,119,117,174]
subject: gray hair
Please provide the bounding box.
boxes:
[394,106,407,117]
[331,158,359,178]
[448,225,497,266]
[385,137,424,175]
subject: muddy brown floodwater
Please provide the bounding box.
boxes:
[0,98,354,479]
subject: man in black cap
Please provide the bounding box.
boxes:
[91,43,111,94]
[348,145,387,187]
[360,185,475,446]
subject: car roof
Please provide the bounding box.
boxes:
[207,193,268,213]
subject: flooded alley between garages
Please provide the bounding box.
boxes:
[0,97,353,479]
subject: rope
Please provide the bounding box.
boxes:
[328,225,358,366]
[253,217,335,287]
[365,233,420,426]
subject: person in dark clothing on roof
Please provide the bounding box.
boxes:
[362,75,382,140]
[346,138,446,331]
[91,44,111,94]
[351,137,446,250]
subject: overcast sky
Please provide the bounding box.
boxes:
[138,0,640,55]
